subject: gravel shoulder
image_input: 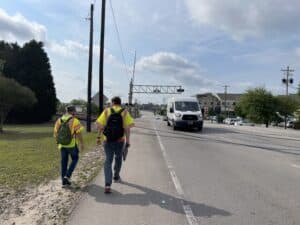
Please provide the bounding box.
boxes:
[0,145,104,225]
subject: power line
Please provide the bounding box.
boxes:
[108,0,131,77]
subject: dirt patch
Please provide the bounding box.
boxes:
[0,146,104,225]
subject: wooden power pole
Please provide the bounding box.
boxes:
[99,0,106,114]
[86,3,94,132]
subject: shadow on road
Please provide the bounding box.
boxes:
[87,181,231,218]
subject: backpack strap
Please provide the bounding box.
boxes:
[61,116,73,124]
[110,107,115,114]
[110,107,124,114]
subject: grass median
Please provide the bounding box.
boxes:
[0,124,98,190]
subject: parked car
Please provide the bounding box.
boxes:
[287,121,294,128]
[223,118,237,125]
[278,121,294,128]
[234,119,255,126]
[209,116,217,123]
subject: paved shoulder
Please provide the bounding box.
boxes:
[67,115,188,225]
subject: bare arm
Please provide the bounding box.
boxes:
[77,132,84,151]
[125,128,131,145]
[96,122,104,145]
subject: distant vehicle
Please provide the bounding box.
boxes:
[167,97,203,131]
[234,119,255,126]
[224,118,237,125]
[209,116,217,122]
[287,121,294,128]
[279,121,294,128]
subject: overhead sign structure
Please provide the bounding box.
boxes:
[132,85,184,94]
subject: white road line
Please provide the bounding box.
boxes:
[291,164,300,169]
[154,124,198,225]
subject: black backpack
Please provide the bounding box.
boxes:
[103,108,125,142]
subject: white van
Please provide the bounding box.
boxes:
[167,97,203,131]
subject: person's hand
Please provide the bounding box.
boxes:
[97,137,102,146]
[125,142,130,148]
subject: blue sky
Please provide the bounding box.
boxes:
[1,0,300,103]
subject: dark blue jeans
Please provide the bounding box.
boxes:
[61,146,79,182]
[104,142,124,186]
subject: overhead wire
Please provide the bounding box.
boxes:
[108,0,132,79]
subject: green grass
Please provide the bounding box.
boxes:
[0,124,97,189]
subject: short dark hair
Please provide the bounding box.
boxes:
[66,105,76,113]
[111,96,121,105]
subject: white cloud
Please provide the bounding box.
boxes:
[136,52,218,87]
[47,40,116,63]
[47,40,89,58]
[0,8,116,61]
[0,8,46,43]
[185,0,300,40]
[295,48,300,57]
[233,49,290,65]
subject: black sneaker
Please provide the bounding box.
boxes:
[62,177,71,187]
[113,176,122,183]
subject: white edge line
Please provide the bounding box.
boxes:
[154,123,198,225]
[291,164,300,169]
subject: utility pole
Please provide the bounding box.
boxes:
[99,0,106,114]
[86,3,94,132]
[223,85,230,118]
[281,66,295,129]
[128,51,136,106]
[281,66,294,96]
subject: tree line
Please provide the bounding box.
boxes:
[235,87,300,127]
[0,40,57,131]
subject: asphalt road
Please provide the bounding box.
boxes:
[67,111,300,225]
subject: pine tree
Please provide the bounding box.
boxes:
[1,40,57,123]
